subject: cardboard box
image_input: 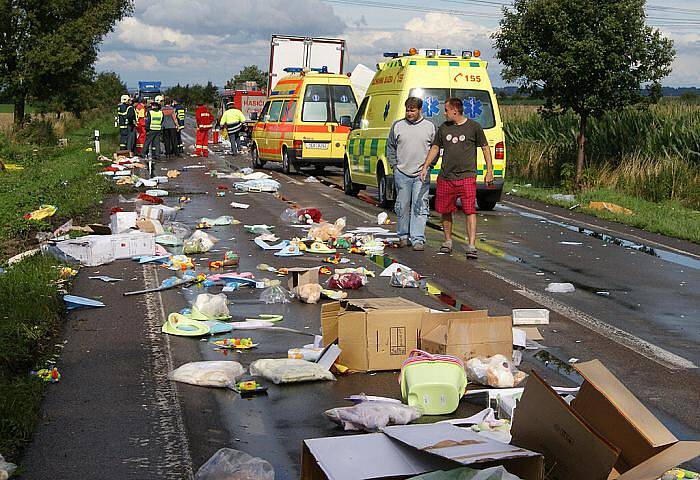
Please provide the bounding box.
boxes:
[136,218,165,234]
[511,360,700,480]
[301,423,544,480]
[321,297,429,372]
[110,211,137,234]
[56,232,155,267]
[288,267,319,291]
[420,310,513,363]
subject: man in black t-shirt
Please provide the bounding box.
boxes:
[419,98,494,259]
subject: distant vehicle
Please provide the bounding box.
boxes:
[219,83,267,122]
[268,35,345,91]
[137,81,161,102]
[344,48,506,210]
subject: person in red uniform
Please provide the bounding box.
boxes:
[195,102,214,157]
[134,98,147,155]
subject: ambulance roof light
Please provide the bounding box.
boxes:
[426,49,436,58]
[383,52,399,58]
[462,50,472,58]
[284,67,304,73]
[409,48,418,55]
[474,50,481,57]
[310,66,329,73]
[440,48,452,55]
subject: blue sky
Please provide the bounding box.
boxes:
[97,0,700,88]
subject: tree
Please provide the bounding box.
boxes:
[92,71,127,109]
[493,0,675,184]
[226,65,267,91]
[0,1,133,128]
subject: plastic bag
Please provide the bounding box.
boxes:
[193,293,229,318]
[465,355,527,388]
[195,448,274,480]
[408,466,523,480]
[293,283,323,304]
[183,230,218,254]
[309,217,345,241]
[249,358,335,384]
[327,272,367,290]
[390,268,420,288]
[325,401,422,432]
[0,453,17,480]
[169,361,245,389]
[162,221,191,242]
[259,282,292,304]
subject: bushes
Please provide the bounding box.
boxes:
[15,118,58,146]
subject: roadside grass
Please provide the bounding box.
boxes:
[504,180,700,244]
[0,111,117,464]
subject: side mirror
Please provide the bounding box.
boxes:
[250,112,258,121]
[360,119,370,130]
[339,115,352,127]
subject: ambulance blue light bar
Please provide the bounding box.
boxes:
[383,52,399,58]
[310,66,329,73]
[284,67,304,73]
[440,48,452,55]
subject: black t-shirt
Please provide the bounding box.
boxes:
[432,119,488,180]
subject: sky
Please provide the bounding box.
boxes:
[96,0,700,89]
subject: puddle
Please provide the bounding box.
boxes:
[532,350,584,385]
[500,205,700,270]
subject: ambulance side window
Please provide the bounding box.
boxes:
[302,84,329,122]
[330,85,358,123]
[353,96,370,129]
[282,100,296,123]
[259,102,270,121]
[267,101,284,122]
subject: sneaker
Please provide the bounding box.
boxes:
[413,242,425,251]
[398,238,408,248]
[466,245,478,259]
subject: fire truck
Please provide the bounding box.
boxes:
[218,82,267,147]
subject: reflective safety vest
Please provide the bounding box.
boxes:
[135,103,146,125]
[175,105,186,126]
[117,103,134,128]
[149,110,163,131]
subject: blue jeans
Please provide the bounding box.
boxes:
[393,168,430,244]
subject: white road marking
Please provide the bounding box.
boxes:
[141,264,194,476]
[483,268,697,370]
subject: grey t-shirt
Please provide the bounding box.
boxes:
[386,117,436,177]
[432,119,488,180]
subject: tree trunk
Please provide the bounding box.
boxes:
[14,94,26,129]
[575,114,588,186]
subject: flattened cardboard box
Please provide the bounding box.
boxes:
[420,310,513,363]
[321,297,429,372]
[511,360,700,480]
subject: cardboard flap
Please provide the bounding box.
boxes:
[320,302,342,347]
[615,441,700,480]
[511,371,620,480]
[345,297,427,313]
[573,360,677,447]
[421,310,489,335]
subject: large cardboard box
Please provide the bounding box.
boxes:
[321,297,429,372]
[56,232,155,267]
[301,423,544,480]
[420,310,513,363]
[288,267,319,291]
[511,360,700,480]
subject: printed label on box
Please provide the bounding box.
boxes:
[390,326,406,355]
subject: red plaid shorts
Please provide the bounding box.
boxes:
[435,177,477,215]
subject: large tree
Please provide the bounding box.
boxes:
[493,0,675,183]
[0,0,133,127]
[226,65,267,91]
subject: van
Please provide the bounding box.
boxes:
[250,68,359,173]
[344,49,506,209]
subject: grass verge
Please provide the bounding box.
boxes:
[504,180,700,244]
[0,111,117,464]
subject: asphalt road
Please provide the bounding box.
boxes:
[21,124,700,478]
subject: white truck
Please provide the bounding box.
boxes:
[268,35,346,91]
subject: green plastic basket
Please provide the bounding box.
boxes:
[400,349,468,415]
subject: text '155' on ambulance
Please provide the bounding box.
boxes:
[345,48,506,210]
[250,66,359,174]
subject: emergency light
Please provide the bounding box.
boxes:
[462,50,472,58]
[310,66,329,73]
[284,67,304,73]
[383,52,399,58]
[409,48,418,55]
[425,49,436,58]
[440,48,452,55]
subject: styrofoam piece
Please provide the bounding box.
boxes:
[512,308,550,325]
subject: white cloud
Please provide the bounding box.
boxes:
[97,52,160,71]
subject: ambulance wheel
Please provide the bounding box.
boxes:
[377,167,393,208]
[343,159,360,196]
[251,145,265,168]
[282,149,291,174]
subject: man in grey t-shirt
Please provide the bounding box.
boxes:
[386,97,436,250]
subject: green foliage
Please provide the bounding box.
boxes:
[15,119,58,146]
[493,0,676,181]
[165,81,220,108]
[92,71,128,109]
[679,91,700,105]
[226,65,268,91]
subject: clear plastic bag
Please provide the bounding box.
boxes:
[0,453,17,479]
[249,358,335,384]
[326,272,367,290]
[259,283,292,304]
[465,355,528,388]
[408,465,523,480]
[325,401,422,432]
[183,230,218,254]
[390,269,420,288]
[169,361,245,389]
[309,217,345,241]
[195,448,274,480]
[193,293,229,318]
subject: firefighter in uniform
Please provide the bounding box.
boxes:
[219,101,246,155]
[143,100,163,160]
[195,102,213,157]
[117,94,136,152]
[173,99,186,154]
[134,97,147,155]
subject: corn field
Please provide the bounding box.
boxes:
[502,103,700,208]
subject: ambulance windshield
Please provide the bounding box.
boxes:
[408,88,495,129]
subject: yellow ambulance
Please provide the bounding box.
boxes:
[250,67,359,174]
[344,48,506,209]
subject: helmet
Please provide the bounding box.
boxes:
[155,95,164,104]
[226,101,235,107]
[120,94,130,103]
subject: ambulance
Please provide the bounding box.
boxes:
[250,67,359,173]
[344,48,506,209]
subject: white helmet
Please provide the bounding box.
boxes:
[155,95,164,104]
[120,94,130,103]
